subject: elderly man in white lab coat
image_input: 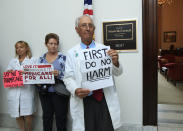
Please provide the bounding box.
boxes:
[63,15,122,131]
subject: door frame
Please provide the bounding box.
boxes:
[142,0,158,125]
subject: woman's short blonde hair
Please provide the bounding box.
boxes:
[15,41,32,58]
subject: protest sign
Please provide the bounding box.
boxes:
[80,46,114,91]
[23,64,55,84]
[3,70,23,88]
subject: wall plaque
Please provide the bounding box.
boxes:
[103,20,137,51]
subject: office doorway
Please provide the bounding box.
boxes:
[143,0,183,130]
[157,0,183,128]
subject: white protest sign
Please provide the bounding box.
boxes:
[23,64,55,84]
[80,46,114,91]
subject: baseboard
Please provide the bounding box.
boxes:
[0,114,157,131]
[143,126,157,131]
[116,124,142,131]
[115,124,157,131]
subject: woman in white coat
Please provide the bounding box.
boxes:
[6,41,36,131]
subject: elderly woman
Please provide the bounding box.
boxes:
[6,41,37,131]
[38,33,69,131]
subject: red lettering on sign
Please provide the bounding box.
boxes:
[38,65,51,68]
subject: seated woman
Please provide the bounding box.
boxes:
[38,33,69,131]
[6,41,37,131]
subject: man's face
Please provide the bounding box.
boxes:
[76,16,95,45]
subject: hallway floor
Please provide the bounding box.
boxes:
[1,126,183,131]
[158,71,183,104]
[0,128,18,131]
[158,70,183,131]
[0,128,39,131]
[158,104,183,131]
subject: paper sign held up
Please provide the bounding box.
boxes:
[23,64,55,84]
[3,70,23,88]
[80,46,114,91]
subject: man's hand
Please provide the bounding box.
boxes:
[107,49,119,67]
[75,88,91,98]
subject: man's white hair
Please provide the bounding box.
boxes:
[75,15,95,28]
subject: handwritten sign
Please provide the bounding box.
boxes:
[80,47,114,91]
[23,64,55,84]
[3,70,23,88]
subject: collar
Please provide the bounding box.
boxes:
[39,52,64,62]
[16,56,29,60]
[80,40,96,49]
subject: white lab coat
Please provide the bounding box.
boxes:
[63,42,122,131]
[6,57,37,118]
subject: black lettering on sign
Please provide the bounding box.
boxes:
[101,58,111,66]
[83,48,108,60]
[91,50,98,59]
[85,61,96,69]
[101,48,108,57]
[86,67,111,82]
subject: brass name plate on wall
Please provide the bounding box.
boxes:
[103,20,137,51]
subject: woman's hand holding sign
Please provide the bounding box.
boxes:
[107,49,119,67]
[52,70,59,77]
[75,88,91,98]
[7,70,13,73]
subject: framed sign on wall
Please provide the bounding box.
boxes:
[164,31,176,43]
[103,19,137,52]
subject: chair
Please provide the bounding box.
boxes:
[158,54,174,72]
[165,63,183,86]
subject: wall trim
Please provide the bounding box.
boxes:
[142,0,158,126]
[0,114,158,131]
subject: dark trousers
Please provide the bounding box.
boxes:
[39,92,69,131]
[83,95,114,131]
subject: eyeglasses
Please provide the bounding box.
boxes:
[79,23,94,29]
